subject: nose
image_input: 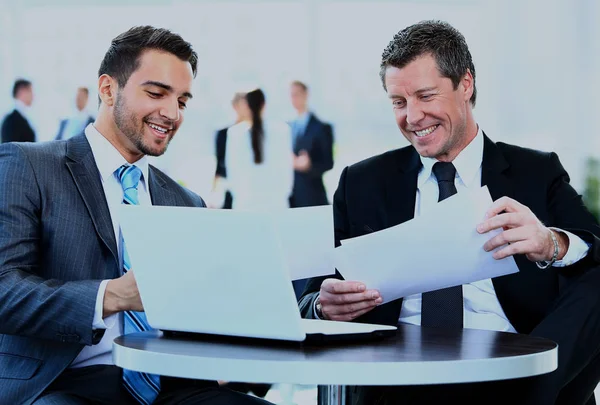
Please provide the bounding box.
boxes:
[406,101,425,127]
[160,98,181,123]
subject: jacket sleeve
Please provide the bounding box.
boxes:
[306,123,334,177]
[298,165,348,318]
[546,152,600,276]
[0,143,101,345]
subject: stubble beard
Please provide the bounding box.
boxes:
[113,93,171,157]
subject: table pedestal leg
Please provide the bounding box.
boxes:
[318,385,347,405]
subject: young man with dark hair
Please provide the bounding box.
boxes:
[299,20,600,405]
[0,26,272,405]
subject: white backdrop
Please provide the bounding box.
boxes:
[1,0,599,197]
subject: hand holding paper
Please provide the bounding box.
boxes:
[334,186,520,304]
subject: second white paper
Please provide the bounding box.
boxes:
[334,186,519,304]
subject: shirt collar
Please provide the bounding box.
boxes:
[297,111,310,125]
[417,126,484,188]
[84,124,149,190]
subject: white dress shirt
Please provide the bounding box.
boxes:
[225,120,294,210]
[70,124,151,368]
[397,126,590,332]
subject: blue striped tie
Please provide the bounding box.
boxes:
[118,164,161,404]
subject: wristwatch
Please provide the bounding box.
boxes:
[315,295,324,319]
[536,229,559,269]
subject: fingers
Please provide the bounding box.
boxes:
[319,279,382,321]
[327,290,380,305]
[335,306,378,322]
[490,240,530,260]
[483,196,524,219]
[322,278,366,294]
[477,212,523,234]
[483,227,528,252]
[484,227,551,261]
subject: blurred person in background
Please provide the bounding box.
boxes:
[288,80,334,209]
[1,79,36,143]
[225,88,293,210]
[0,25,273,405]
[208,92,249,209]
[55,86,95,140]
[288,80,335,299]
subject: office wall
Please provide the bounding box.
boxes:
[0,0,598,197]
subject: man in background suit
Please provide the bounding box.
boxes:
[0,26,272,405]
[289,81,335,299]
[1,79,36,143]
[55,87,95,140]
[288,80,334,208]
[299,20,600,405]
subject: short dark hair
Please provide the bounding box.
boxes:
[380,20,477,106]
[12,79,32,99]
[98,26,198,89]
[291,80,308,92]
[77,87,89,95]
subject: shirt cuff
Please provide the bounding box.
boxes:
[92,280,118,329]
[313,293,323,320]
[550,228,590,267]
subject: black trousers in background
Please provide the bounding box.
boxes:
[34,366,273,405]
[353,267,600,405]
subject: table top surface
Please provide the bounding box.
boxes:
[113,324,558,385]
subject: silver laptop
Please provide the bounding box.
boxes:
[119,205,396,342]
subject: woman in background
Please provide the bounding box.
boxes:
[225,88,294,210]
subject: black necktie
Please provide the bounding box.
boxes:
[421,161,464,329]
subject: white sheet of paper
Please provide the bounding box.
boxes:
[119,205,335,283]
[334,186,519,304]
[271,206,335,281]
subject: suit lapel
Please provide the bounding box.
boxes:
[148,166,178,206]
[481,133,514,201]
[384,147,421,228]
[65,135,119,267]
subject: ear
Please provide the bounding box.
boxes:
[461,69,474,102]
[98,74,117,107]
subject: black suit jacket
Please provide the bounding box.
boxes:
[290,113,334,207]
[0,135,206,405]
[299,134,600,334]
[1,109,35,143]
[214,126,233,209]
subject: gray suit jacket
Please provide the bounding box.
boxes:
[0,135,205,405]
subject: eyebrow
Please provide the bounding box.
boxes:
[388,86,437,99]
[141,80,193,99]
[414,86,437,94]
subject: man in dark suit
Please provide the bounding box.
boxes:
[299,21,600,405]
[55,87,95,140]
[0,26,272,405]
[288,81,334,208]
[1,79,36,143]
[288,81,335,299]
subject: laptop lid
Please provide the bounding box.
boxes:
[120,206,307,341]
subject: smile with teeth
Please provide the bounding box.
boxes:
[414,125,438,137]
[147,122,170,134]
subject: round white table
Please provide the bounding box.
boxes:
[113,324,557,405]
